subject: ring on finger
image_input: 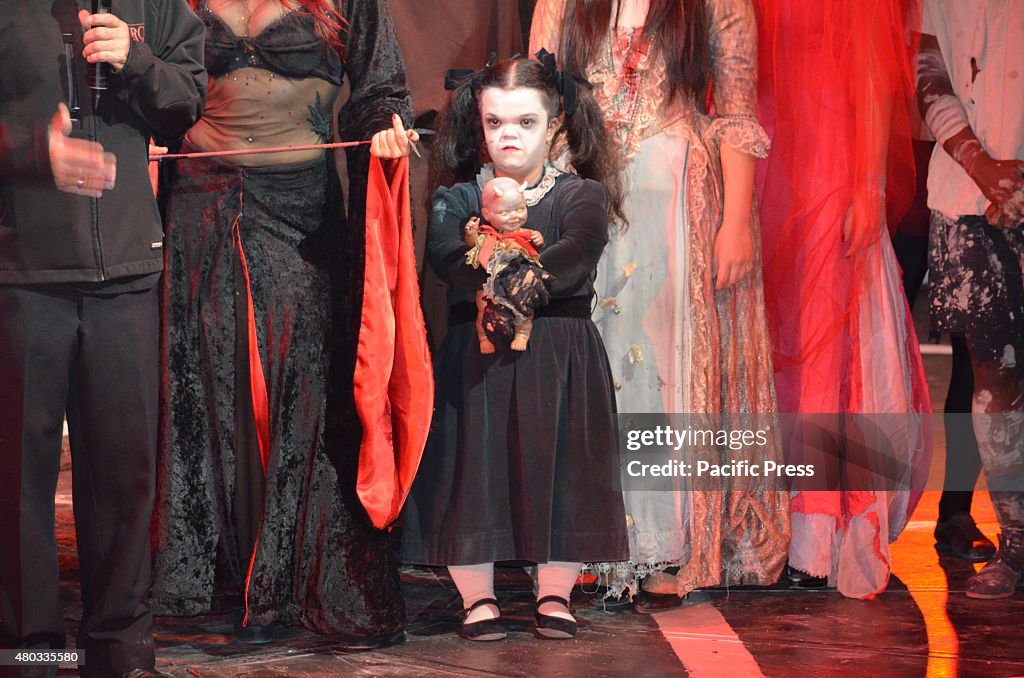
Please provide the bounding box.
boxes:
[76,177,86,189]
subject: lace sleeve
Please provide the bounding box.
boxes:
[528,0,566,55]
[707,0,768,157]
[706,115,770,158]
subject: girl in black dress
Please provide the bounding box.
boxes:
[402,54,629,640]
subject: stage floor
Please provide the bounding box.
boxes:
[48,317,1024,677]
[49,477,1024,677]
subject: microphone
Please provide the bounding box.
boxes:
[87,0,112,95]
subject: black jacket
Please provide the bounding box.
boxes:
[0,0,206,284]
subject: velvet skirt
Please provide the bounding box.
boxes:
[152,152,404,635]
[401,305,629,566]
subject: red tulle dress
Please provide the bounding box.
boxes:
[755,0,932,598]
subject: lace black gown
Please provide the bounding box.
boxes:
[402,168,630,566]
[152,0,412,636]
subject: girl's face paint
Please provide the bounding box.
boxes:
[479,87,557,186]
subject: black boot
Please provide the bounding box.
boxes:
[965,528,1024,599]
[786,564,828,589]
[934,512,996,562]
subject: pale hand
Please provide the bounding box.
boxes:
[48,103,116,198]
[842,189,885,256]
[370,114,420,159]
[464,216,481,247]
[712,220,754,290]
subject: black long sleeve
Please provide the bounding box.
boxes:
[339,0,413,143]
[337,0,413,228]
[539,178,608,296]
[427,184,488,291]
[108,0,206,139]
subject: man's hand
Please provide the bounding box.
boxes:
[968,153,1024,227]
[948,134,1024,227]
[48,103,116,198]
[526,230,544,248]
[80,9,131,71]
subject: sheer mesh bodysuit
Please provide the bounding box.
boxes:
[188,1,341,166]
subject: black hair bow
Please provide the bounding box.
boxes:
[444,53,498,90]
[534,48,593,116]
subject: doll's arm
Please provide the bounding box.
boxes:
[463,216,481,247]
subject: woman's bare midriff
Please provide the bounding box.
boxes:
[187,68,340,166]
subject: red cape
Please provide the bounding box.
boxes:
[354,156,433,529]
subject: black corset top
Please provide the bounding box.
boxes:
[199,4,343,85]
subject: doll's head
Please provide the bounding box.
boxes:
[480,176,528,233]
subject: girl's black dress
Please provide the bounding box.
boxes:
[402,168,629,566]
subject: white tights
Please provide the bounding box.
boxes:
[448,561,581,623]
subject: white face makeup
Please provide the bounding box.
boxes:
[479,87,558,186]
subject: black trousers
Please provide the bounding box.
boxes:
[0,282,158,678]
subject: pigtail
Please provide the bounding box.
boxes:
[428,82,484,211]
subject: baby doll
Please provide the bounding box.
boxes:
[464,176,549,353]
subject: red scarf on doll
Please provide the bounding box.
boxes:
[478,221,541,259]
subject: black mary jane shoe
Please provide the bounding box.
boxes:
[632,589,682,614]
[459,598,506,642]
[534,595,578,639]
